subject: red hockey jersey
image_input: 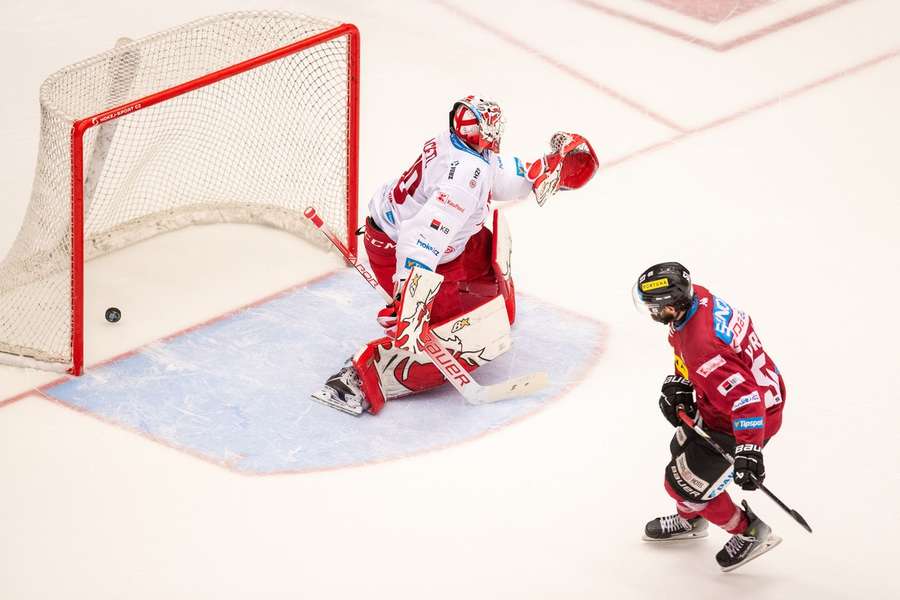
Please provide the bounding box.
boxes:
[667,284,786,446]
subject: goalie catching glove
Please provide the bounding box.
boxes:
[527,132,599,206]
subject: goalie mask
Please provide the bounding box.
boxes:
[633,262,694,324]
[449,96,504,153]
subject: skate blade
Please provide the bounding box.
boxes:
[642,529,709,542]
[720,534,783,572]
[310,389,365,416]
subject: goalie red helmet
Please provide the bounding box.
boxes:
[449,96,504,153]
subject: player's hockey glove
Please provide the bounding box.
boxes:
[733,444,765,490]
[659,375,696,427]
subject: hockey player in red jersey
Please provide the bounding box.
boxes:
[312,96,598,416]
[633,262,786,572]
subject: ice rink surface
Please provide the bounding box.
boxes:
[1,0,899,598]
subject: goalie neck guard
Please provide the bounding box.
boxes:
[449,95,504,153]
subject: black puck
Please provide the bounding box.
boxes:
[105,307,122,323]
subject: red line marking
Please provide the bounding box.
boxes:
[603,45,900,169]
[644,0,774,25]
[32,387,244,472]
[429,0,687,132]
[576,0,860,52]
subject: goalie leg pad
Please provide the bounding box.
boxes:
[351,342,388,414]
[355,294,512,402]
[395,266,444,354]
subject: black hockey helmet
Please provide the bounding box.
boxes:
[632,262,694,323]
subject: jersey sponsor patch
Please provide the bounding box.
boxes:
[732,390,761,411]
[717,372,745,396]
[514,156,525,177]
[435,191,465,214]
[416,239,440,256]
[404,257,432,271]
[713,297,735,344]
[733,416,764,431]
[713,295,750,350]
[696,354,726,378]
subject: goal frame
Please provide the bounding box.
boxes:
[67,23,360,376]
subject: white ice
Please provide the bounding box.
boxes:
[1,0,899,598]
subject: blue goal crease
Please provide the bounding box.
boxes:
[46,270,606,474]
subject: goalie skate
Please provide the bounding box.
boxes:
[311,363,370,416]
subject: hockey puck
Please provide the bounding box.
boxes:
[105,307,122,323]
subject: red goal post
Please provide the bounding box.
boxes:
[0,12,360,375]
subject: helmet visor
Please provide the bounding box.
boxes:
[632,282,664,319]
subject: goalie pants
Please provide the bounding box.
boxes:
[353,219,511,413]
[663,424,777,534]
[364,217,502,322]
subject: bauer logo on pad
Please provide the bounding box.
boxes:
[641,278,669,292]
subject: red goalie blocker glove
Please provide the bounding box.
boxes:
[377,298,399,337]
[527,132,599,206]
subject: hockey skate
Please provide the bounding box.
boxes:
[311,362,370,416]
[643,514,709,541]
[716,500,782,572]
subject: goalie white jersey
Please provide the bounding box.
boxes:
[368,130,531,280]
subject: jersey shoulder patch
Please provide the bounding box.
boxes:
[711,295,749,350]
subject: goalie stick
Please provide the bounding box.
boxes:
[677,408,813,533]
[303,207,548,405]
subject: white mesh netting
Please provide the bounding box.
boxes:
[0,12,357,372]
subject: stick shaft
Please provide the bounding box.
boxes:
[303,207,545,404]
[676,409,812,533]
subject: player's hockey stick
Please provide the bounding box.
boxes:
[303,207,548,404]
[676,408,813,533]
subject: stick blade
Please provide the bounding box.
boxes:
[466,371,549,405]
[791,510,813,533]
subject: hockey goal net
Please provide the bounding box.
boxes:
[0,12,359,375]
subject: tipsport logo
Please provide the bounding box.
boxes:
[733,417,764,431]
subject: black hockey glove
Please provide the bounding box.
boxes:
[733,444,765,490]
[658,375,696,427]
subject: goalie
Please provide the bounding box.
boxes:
[313,95,598,415]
